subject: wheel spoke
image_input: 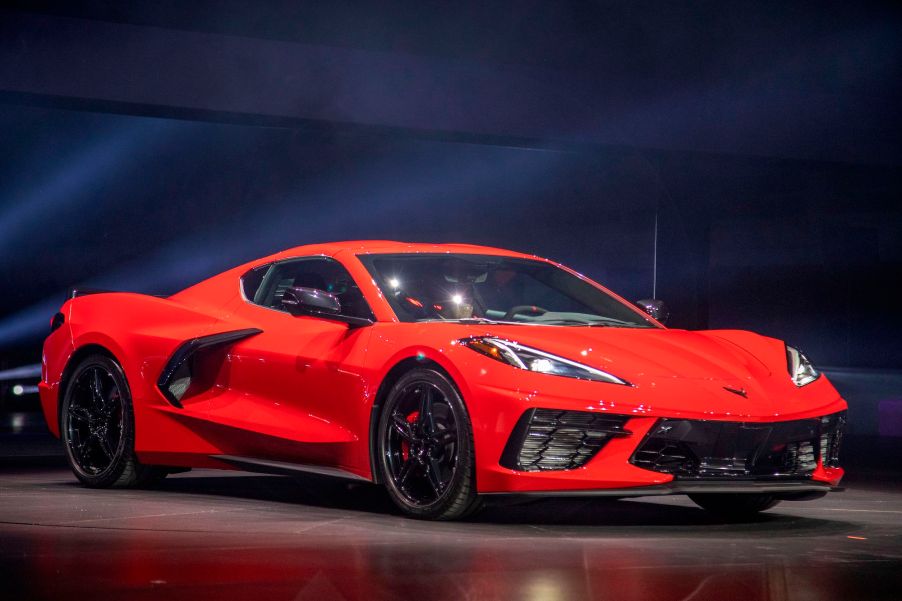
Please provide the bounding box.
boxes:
[73,436,90,455]
[102,383,119,413]
[91,368,103,401]
[426,458,444,497]
[397,457,417,487]
[417,386,435,436]
[94,433,114,460]
[69,406,94,423]
[391,414,415,442]
[105,408,119,429]
[431,428,457,445]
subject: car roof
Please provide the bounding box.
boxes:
[266,240,540,261]
[171,241,551,307]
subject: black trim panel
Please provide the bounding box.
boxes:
[212,455,370,482]
[157,328,262,407]
[499,409,537,469]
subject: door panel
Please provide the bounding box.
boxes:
[182,256,377,473]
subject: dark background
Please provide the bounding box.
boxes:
[1,2,900,440]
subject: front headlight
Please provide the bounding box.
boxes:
[459,337,630,385]
[786,345,820,387]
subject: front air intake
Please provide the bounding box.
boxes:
[630,412,846,480]
[820,411,846,468]
[500,409,631,471]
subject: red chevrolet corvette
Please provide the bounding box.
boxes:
[39,241,846,520]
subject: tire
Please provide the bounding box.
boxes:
[689,493,780,520]
[376,368,482,520]
[60,353,163,488]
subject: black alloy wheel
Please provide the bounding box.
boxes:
[61,354,164,488]
[377,368,481,520]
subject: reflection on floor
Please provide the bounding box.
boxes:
[2,464,901,601]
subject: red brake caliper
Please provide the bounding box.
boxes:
[401,411,419,461]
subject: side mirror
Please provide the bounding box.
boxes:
[282,286,341,315]
[636,299,670,325]
[280,286,373,327]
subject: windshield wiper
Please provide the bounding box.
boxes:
[415,317,524,325]
[537,318,595,326]
[455,317,525,325]
[586,318,651,328]
[417,316,651,328]
[539,317,651,328]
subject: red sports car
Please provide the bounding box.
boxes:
[39,241,846,520]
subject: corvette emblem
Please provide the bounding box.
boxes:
[723,385,748,398]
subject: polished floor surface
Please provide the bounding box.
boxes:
[2,464,901,601]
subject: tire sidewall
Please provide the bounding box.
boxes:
[61,355,135,487]
[377,368,476,519]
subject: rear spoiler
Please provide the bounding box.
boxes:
[52,288,167,335]
[67,288,167,301]
[68,287,116,300]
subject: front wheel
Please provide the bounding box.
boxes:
[689,493,780,520]
[60,354,164,488]
[376,368,482,520]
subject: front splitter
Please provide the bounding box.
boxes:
[482,480,840,498]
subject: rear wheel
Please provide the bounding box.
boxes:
[689,493,780,520]
[61,354,164,488]
[377,368,481,520]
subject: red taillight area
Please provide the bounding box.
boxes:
[49,311,64,333]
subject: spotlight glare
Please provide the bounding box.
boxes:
[12,384,24,396]
[530,359,555,373]
[452,294,463,304]
[388,278,400,289]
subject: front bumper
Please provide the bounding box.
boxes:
[470,382,847,494]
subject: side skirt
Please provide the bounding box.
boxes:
[211,455,371,482]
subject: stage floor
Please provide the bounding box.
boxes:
[2,465,901,600]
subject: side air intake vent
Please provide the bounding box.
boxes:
[157,328,262,407]
[500,409,631,472]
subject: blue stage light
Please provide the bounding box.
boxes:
[0,137,571,347]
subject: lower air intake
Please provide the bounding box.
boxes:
[630,411,846,479]
[820,412,846,468]
[500,409,631,472]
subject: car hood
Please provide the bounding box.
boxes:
[459,325,780,384]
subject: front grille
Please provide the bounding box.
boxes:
[630,411,846,480]
[500,409,631,471]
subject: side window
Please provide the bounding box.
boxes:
[240,264,269,301]
[249,258,374,320]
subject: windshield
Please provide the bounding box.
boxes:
[358,253,656,327]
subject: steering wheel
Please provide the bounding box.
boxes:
[503,305,549,321]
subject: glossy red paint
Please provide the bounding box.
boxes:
[40,241,846,494]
